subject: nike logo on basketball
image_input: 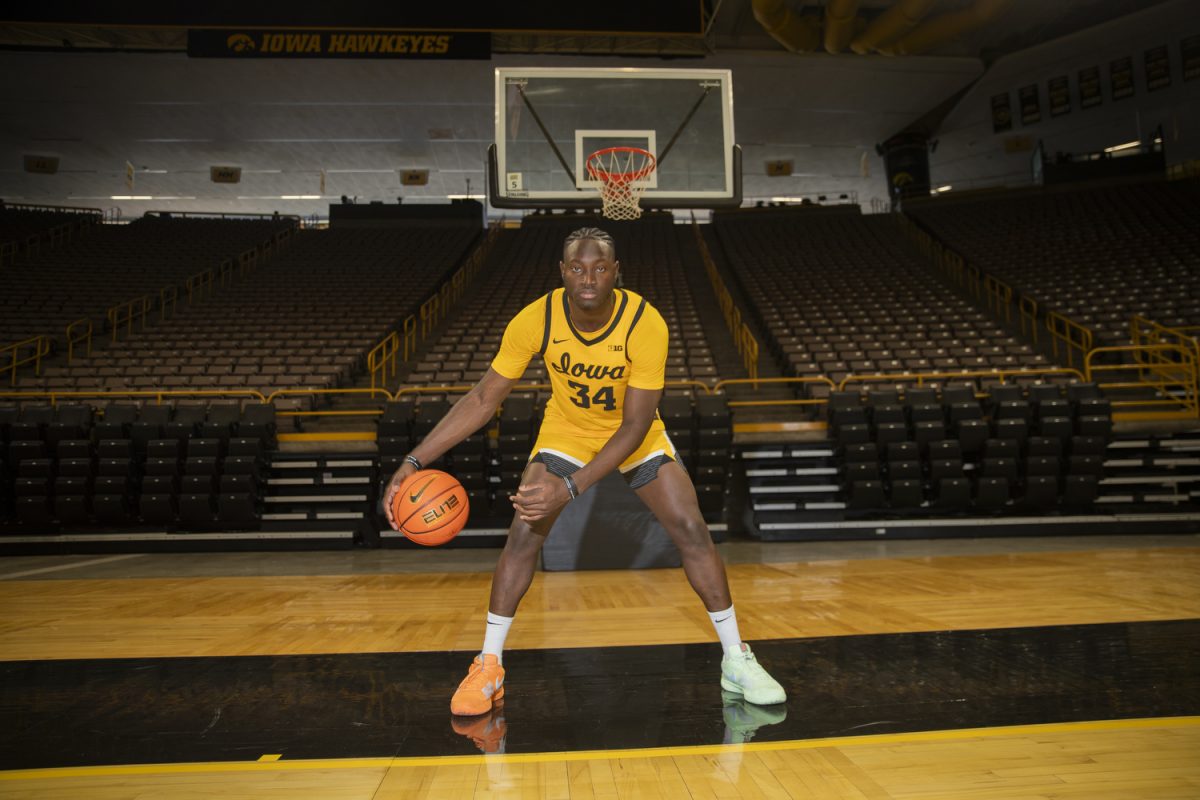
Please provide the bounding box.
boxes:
[409,476,437,503]
[552,337,569,344]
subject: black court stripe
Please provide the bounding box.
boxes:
[1,619,1196,769]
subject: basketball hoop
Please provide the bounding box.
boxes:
[585,147,657,221]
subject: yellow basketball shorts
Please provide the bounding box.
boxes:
[528,426,678,490]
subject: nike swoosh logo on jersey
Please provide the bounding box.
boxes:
[552,337,569,344]
[409,475,438,503]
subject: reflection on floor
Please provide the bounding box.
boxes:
[3,620,1197,769]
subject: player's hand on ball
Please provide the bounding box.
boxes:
[383,462,418,531]
[510,474,569,523]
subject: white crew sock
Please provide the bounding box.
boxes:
[707,604,742,653]
[482,611,514,663]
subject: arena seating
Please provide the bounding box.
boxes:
[1,218,480,534]
[0,205,102,268]
[2,215,290,354]
[711,206,1052,399]
[907,181,1200,348]
[827,380,1111,512]
[15,224,476,397]
[1,399,275,531]
[735,378,1192,539]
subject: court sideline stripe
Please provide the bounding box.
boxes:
[0,554,145,581]
[2,715,1196,780]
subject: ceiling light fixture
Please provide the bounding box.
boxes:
[1103,141,1140,153]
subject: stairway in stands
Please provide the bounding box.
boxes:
[741,428,1200,540]
[259,453,377,545]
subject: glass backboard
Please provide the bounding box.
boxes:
[489,67,740,209]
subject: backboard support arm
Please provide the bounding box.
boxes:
[515,83,578,186]
[657,84,714,169]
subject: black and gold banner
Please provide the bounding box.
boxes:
[1079,65,1103,108]
[1184,34,1200,81]
[1110,55,1134,100]
[1145,45,1171,91]
[1048,75,1070,117]
[1018,83,1040,126]
[990,92,1012,133]
[187,29,491,59]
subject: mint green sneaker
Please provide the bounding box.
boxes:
[720,643,786,706]
[722,690,787,744]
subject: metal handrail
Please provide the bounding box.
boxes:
[402,315,418,361]
[1045,311,1094,369]
[0,388,269,406]
[1018,294,1039,343]
[367,331,401,391]
[983,273,1013,323]
[1085,343,1199,418]
[144,210,301,222]
[106,295,153,343]
[185,269,215,304]
[66,318,92,362]
[5,202,103,217]
[691,215,759,384]
[714,376,835,408]
[1,336,52,386]
[160,286,178,322]
[839,367,1086,392]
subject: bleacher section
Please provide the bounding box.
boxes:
[2,216,291,355]
[1,399,280,538]
[743,379,1199,539]
[26,226,477,398]
[711,206,1052,405]
[0,205,102,268]
[2,201,1196,550]
[1,218,481,543]
[907,181,1200,348]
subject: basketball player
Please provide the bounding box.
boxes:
[384,227,785,716]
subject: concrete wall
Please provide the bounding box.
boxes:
[931,0,1200,193]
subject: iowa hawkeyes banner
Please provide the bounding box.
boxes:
[188,29,491,59]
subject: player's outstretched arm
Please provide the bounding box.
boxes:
[383,368,517,530]
[510,386,661,523]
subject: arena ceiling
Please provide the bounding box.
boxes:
[0,0,1174,218]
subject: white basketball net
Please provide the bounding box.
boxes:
[586,148,657,221]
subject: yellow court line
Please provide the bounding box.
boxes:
[2,716,1196,781]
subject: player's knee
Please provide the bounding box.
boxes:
[507,519,550,553]
[671,516,714,554]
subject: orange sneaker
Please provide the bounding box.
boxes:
[451,704,507,753]
[450,654,505,716]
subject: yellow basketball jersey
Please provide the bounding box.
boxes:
[491,287,668,437]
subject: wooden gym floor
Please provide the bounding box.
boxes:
[0,534,1198,799]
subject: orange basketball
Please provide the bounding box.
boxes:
[391,469,469,546]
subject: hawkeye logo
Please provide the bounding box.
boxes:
[226,33,256,52]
